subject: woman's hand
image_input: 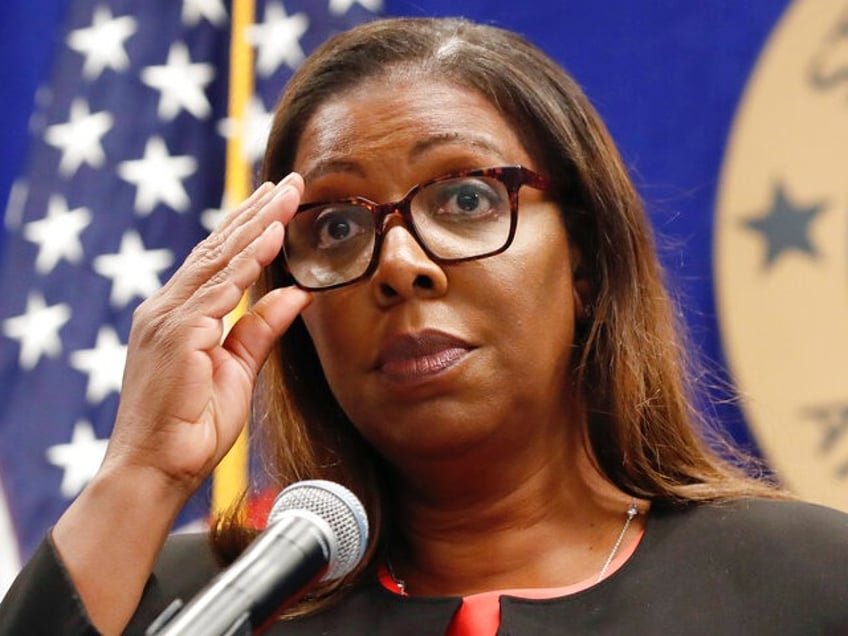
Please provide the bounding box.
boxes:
[105,173,310,497]
[51,174,310,635]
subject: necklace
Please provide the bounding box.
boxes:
[595,500,639,582]
[386,500,640,596]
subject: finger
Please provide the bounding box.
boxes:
[159,174,292,295]
[185,180,303,320]
[221,286,313,380]
[129,218,286,369]
[183,178,302,285]
[265,172,305,226]
[214,172,300,238]
[162,182,302,311]
[207,181,274,238]
[215,172,303,238]
[186,217,288,320]
[154,182,275,303]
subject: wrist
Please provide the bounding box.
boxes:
[91,457,197,521]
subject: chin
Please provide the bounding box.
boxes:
[365,412,503,466]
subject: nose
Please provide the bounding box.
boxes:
[370,216,448,306]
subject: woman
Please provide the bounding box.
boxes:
[1,17,846,636]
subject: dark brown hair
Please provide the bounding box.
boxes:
[213,16,782,615]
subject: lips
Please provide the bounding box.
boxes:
[376,330,474,383]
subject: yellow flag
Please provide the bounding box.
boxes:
[212,0,255,514]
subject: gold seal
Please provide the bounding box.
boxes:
[715,0,848,511]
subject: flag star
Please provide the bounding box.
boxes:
[141,42,216,121]
[182,0,228,27]
[2,292,71,370]
[93,230,174,308]
[117,136,197,214]
[67,5,138,80]
[216,95,273,164]
[246,2,309,77]
[328,0,383,15]
[23,195,92,274]
[44,99,113,177]
[69,325,128,403]
[46,420,108,498]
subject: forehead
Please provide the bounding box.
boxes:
[292,75,536,180]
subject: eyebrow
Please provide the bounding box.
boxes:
[301,132,510,184]
[407,132,509,162]
[301,159,365,184]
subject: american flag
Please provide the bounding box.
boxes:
[0,0,381,595]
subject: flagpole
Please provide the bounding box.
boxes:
[212,0,256,515]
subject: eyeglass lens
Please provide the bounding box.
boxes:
[284,174,514,289]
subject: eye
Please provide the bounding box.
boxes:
[455,188,483,212]
[313,206,369,250]
[425,177,506,221]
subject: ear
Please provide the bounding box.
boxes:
[570,242,594,322]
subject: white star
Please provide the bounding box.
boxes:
[22,195,92,274]
[182,0,228,27]
[246,2,309,77]
[93,230,174,308]
[117,136,197,215]
[216,95,274,164]
[69,325,128,403]
[328,0,383,15]
[44,99,113,177]
[2,292,71,370]
[46,420,108,498]
[141,42,216,121]
[67,5,138,80]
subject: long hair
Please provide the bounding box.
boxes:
[212,16,782,615]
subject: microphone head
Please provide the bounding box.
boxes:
[268,480,369,582]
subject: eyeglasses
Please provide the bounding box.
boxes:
[280,165,551,291]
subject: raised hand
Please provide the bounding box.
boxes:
[106,173,311,496]
[51,174,310,634]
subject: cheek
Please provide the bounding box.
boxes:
[513,268,575,349]
[512,218,574,297]
[300,300,351,382]
[493,234,578,363]
[299,292,378,406]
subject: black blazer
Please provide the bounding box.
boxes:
[2,499,847,635]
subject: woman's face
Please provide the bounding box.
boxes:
[292,76,585,466]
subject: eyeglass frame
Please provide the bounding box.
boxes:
[276,165,553,291]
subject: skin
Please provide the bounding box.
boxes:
[48,75,645,633]
[295,76,644,595]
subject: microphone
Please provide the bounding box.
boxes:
[147,480,369,636]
